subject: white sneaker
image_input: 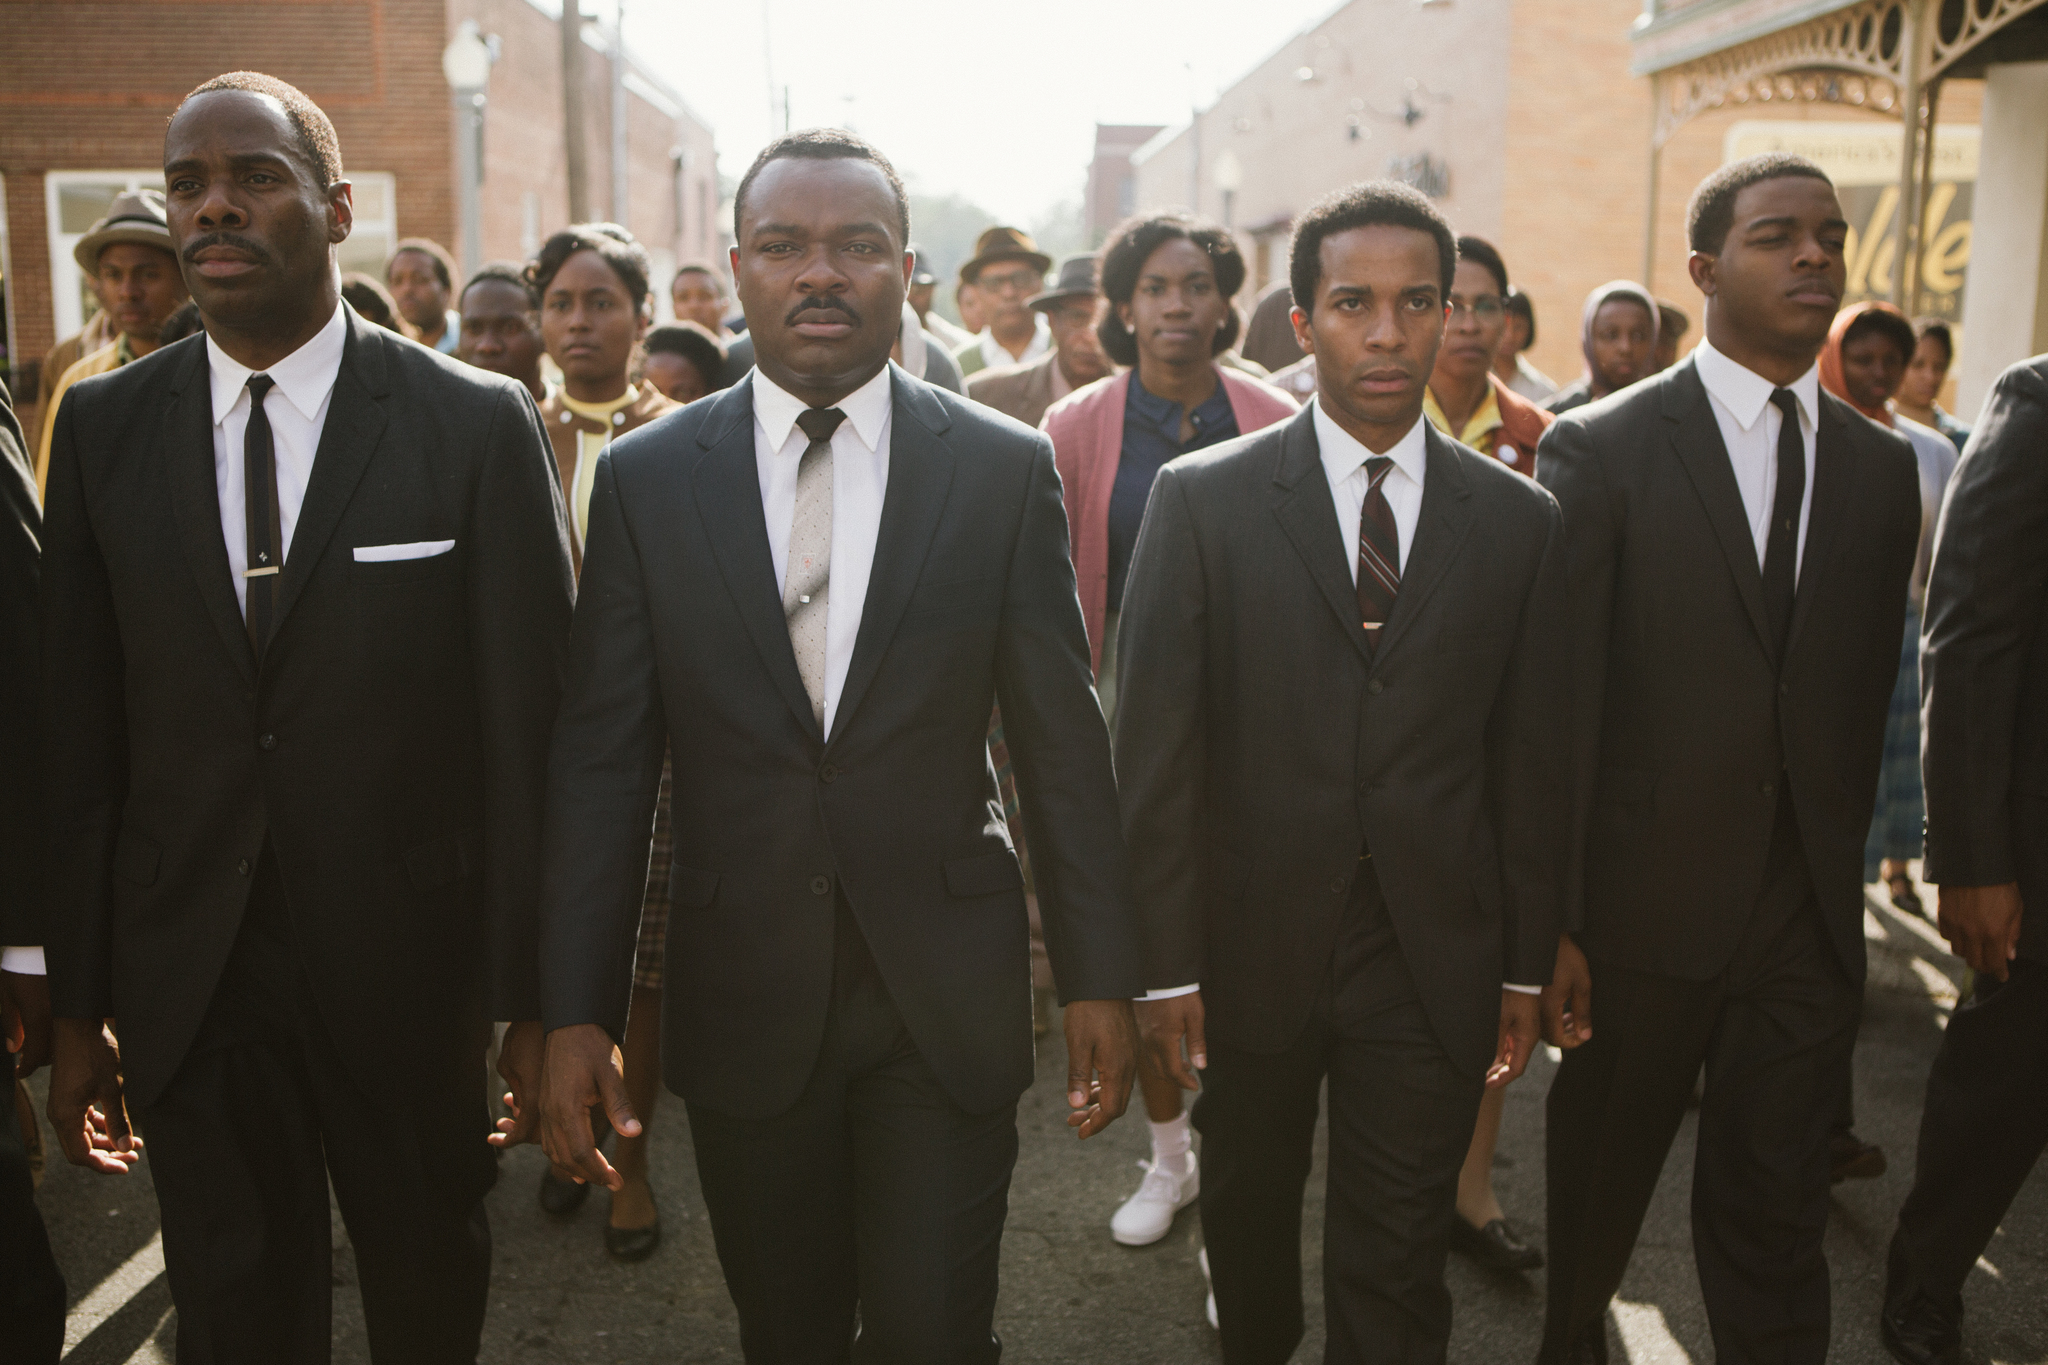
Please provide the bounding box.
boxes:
[1110,1151,1199,1246]
[1200,1246,1218,1329]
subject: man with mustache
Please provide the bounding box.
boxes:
[1534,154,1922,1364]
[528,127,1141,1362]
[39,71,572,1362]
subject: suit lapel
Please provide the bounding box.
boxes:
[1784,395,1855,661]
[831,368,955,742]
[164,340,256,685]
[273,315,387,635]
[1372,426,1475,664]
[1270,408,1374,665]
[690,377,824,743]
[1665,361,1777,664]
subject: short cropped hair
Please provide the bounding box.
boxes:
[388,238,458,292]
[1505,287,1537,349]
[462,261,539,310]
[734,128,911,245]
[1290,181,1456,318]
[644,322,728,390]
[1687,153,1834,254]
[1657,299,1692,341]
[1095,212,1246,367]
[1914,317,1955,366]
[1454,235,1508,295]
[1843,306,1918,365]
[527,223,654,311]
[179,71,343,187]
[671,262,728,298]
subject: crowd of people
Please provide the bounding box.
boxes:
[0,66,2043,1365]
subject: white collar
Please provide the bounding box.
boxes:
[206,302,348,426]
[752,363,894,455]
[978,315,1051,362]
[1312,397,1429,489]
[1693,336,1820,434]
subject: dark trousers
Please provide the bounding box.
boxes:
[1888,958,2048,1314]
[1541,799,1859,1365]
[136,851,495,1364]
[685,897,1017,1365]
[0,1078,64,1365]
[1195,864,1485,1365]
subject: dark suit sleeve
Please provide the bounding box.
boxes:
[469,383,575,1021]
[993,438,1144,1003]
[1535,415,1618,935]
[1920,362,2048,887]
[1109,463,1210,991]
[537,453,669,1039]
[38,388,126,1017]
[0,381,42,950]
[1487,490,1571,986]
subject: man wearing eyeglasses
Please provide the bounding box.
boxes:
[1422,236,1552,474]
[954,226,1054,378]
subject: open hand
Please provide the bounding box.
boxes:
[537,1023,639,1190]
[48,1017,142,1174]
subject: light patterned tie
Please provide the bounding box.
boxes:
[785,407,846,727]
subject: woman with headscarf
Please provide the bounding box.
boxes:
[1543,280,1659,415]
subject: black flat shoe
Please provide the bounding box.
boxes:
[1451,1215,1543,1272]
[605,1211,662,1261]
[538,1167,591,1218]
[1880,1294,1961,1365]
[1831,1130,1888,1184]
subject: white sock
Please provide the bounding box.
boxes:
[1150,1115,1193,1177]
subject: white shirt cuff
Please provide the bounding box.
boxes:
[1504,982,1542,995]
[1,946,47,975]
[1139,983,1200,1001]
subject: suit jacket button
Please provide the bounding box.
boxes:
[237,859,251,876]
[1761,780,1776,797]
[1330,877,1347,894]
[819,763,837,783]
[810,875,831,896]
[1367,678,1385,695]
[258,733,277,750]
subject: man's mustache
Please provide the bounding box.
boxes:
[180,232,274,268]
[786,297,860,327]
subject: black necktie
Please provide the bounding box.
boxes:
[1356,457,1400,654]
[1760,387,1805,663]
[243,374,282,661]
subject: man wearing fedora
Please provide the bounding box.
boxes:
[954,226,1054,379]
[967,254,1114,430]
[34,190,189,495]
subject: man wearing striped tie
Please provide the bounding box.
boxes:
[1113,180,1571,1365]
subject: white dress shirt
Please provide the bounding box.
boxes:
[1143,399,1538,1001]
[1692,338,1819,581]
[975,315,1051,373]
[209,303,348,615]
[752,364,894,739]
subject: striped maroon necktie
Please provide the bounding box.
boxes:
[1357,456,1399,651]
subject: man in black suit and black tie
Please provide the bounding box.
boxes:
[526,129,1142,1363]
[1882,353,2048,1365]
[1115,181,1569,1365]
[1534,154,1922,1365]
[39,72,573,1363]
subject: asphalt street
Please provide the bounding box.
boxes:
[26,878,2047,1364]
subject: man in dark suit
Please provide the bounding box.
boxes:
[39,72,572,1363]
[1117,181,1567,1365]
[528,129,1142,1363]
[1534,154,1922,1365]
[0,376,64,1365]
[1882,354,2048,1365]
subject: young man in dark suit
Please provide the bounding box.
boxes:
[1534,154,1923,1365]
[1116,180,1568,1365]
[526,129,1143,1363]
[39,72,573,1363]
[1883,353,2048,1365]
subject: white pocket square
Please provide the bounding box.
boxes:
[353,540,456,562]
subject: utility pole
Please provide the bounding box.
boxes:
[562,0,590,223]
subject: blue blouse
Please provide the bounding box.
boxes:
[1106,371,1239,609]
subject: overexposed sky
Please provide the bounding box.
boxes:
[623,0,1345,223]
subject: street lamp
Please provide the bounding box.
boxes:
[443,19,495,279]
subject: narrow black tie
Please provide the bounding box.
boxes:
[1761,387,1805,665]
[243,374,282,661]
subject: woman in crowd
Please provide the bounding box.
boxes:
[1822,301,1959,917]
[527,223,677,1260]
[639,320,727,405]
[1041,211,1296,1248]
[1894,317,1973,451]
[1493,286,1557,404]
[1423,236,1553,476]
[1543,279,1658,414]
